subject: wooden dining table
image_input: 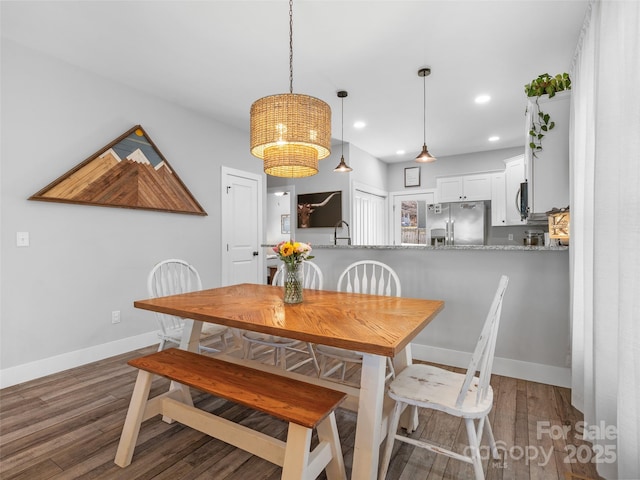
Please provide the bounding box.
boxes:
[134,283,444,480]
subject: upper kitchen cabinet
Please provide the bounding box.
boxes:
[524,91,570,222]
[504,155,527,225]
[490,172,507,226]
[491,155,527,226]
[437,173,492,203]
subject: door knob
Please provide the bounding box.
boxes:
[252,251,259,256]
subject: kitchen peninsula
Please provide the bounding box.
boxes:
[277,243,570,388]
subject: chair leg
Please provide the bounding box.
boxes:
[483,416,499,459]
[243,339,252,360]
[306,343,320,374]
[402,405,419,434]
[385,357,396,380]
[378,401,403,480]
[464,417,485,480]
[277,346,287,370]
[319,353,329,378]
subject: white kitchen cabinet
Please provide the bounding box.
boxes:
[437,173,491,202]
[524,91,570,220]
[490,172,506,226]
[504,155,527,225]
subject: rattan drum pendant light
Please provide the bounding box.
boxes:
[250,0,331,178]
[415,67,436,163]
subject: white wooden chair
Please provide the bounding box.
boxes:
[315,260,401,385]
[242,261,322,373]
[378,275,509,480]
[147,259,228,353]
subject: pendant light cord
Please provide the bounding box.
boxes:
[341,95,344,156]
[289,0,294,94]
[422,73,426,144]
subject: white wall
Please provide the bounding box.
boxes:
[388,146,524,191]
[0,41,264,383]
[266,193,291,244]
[349,143,389,191]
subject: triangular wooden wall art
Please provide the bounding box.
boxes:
[29,125,207,215]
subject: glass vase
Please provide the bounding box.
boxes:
[283,262,304,304]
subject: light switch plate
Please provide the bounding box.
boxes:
[16,232,30,247]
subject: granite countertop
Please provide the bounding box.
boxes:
[263,244,568,251]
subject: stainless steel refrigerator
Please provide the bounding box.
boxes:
[426,201,486,246]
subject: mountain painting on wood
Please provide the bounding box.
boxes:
[29,125,206,215]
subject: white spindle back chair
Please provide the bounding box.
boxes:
[378,275,509,480]
[316,260,401,385]
[147,259,228,353]
[242,261,322,373]
[337,260,401,297]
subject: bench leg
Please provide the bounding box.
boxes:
[114,370,153,467]
[282,423,312,480]
[316,412,347,480]
[281,414,346,480]
[162,380,194,423]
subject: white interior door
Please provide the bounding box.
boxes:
[221,166,263,286]
[352,183,388,245]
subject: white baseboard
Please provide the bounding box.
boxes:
[0,335,571,390]
[0,331,159,389]
[411,343,571,388]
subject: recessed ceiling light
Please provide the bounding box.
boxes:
[396,150,406,155]
[488,136,500,142]
[353,121,366,129]
[475,95,491,104]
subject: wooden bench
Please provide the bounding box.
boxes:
[114,348,347,480]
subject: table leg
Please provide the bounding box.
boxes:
[170,319,202,419]
[392,345,419,433]
[352,353,386,480]
[179,319,202,352]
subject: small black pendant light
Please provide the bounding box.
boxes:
[334,90,353,172]
[415,67,436,163]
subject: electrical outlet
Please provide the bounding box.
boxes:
[508,234,513,241]
[16,232,30,247]
[111,310,121,324]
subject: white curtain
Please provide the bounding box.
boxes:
[570,1,640,479]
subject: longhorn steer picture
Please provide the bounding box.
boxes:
[297,191,342,228]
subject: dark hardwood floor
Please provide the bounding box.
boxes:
[0,342,603,480]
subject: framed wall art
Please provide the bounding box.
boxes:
[281,214,291,234]
[29,125,206,215]
[297,191,342,228]
[404,166,421,187]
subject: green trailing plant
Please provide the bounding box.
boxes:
[525,73,571,156]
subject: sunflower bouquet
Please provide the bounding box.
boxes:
[272,240,314,267]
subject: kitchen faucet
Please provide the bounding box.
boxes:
[334,220,351,245]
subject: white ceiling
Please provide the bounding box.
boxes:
[1,0,588,163]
